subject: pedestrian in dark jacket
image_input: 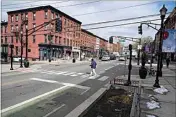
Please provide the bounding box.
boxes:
[90,58,97,76]
[166,57,170,68]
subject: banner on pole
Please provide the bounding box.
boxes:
[162,29,176,53]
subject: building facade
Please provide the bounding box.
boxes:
[1,5,117,61]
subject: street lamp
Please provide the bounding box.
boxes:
[9,43,14,70]
[154,5,167,88]
[20,30,23,68]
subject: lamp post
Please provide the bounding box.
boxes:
[9,43,14,70]
[154,5,167,88]
[20,31,23,68]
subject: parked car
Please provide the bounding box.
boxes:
[110,54,116,60]
[101,55,110,61]
[119,56,125,61]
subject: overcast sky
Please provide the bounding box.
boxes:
[1,0,176,46]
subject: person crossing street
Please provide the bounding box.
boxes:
[90,58,97,76]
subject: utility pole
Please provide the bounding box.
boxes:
[137,38,141,65]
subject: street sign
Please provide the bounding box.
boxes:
[138,45,142,49]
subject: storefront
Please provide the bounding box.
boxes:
[72,46,80,60]
[38,44,71,61]
[1,44,9,62]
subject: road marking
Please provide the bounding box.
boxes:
[80,88,90,95]
[77,73,84,75]
[98,76,109,81]
[81,74,89,78]
[43,104,65,117]
[88,75,100,79]
[70,74,78,76]
[30,78,90,90]
[56,71,68,75]
[1,85,68,114]
[62,72,76,76]
[31,78,58,83]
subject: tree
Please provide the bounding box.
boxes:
[132,36,153,51]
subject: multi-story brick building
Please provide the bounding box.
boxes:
[1,5,82,61]
[155,7,176,61]
[1,5,117,61]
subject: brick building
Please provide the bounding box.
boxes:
[1,5,119,61]
[155,7,176,61]
[1,5,82,61]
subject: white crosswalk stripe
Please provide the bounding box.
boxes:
[88,75,100,79]
[98,76,109,81]
[63,72,76,76]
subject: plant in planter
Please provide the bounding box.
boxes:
[139,52,148,79]
[24,59,29,68]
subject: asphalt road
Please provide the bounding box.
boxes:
[1,60,139,117]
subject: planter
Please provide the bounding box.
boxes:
[24,60,29,68]
[139,66,147,79]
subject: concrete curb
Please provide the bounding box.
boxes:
[65,88,108,117]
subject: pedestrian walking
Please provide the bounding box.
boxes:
[90,58,97,76]
[166,57,170,68]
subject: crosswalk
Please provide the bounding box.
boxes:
[12,68,110,81]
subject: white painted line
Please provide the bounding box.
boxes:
[31,78,58,83]
[1,86,68,114]
[65,88,106,117]
[56,71,68,75]
[88,75,100,79]
[99,71,104,74]
[43,104,65,117]
[63,72,76,76]
[31,78,90,90]
[77,73,84,75]
[98,76,109,81]
[70,74,78,76]
[80,88,90,95]
[81,74,89,78]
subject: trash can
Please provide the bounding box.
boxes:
[73,58,76,63]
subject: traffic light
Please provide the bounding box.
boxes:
[55,19,62,32]
[109,36,113,43]
[138,24,142,35]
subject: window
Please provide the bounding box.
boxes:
[25,24,28,30]
[21,13,23,20]
[5,36,7,43]
[16,15,18,21]
[45,10,48,19]
[11,15,14,22]
[25,13,28,20]
[51,12,54,19]
[1,27,3,33]
[55,36,58,44]
[33,12,36,20]
[11,36,13,43]
[64,38,66,44]
[11,25,14,32]
[16,46,18,55]
[51,23,54,29]
[44,34,47,43]
[16,36,18,43]
[16,25,18,31]
[44,23,48,30]
[70,40,72,46]
[5,26,7,33]
[1,37,3,43]
[64,18,66,25]
[67,39,69,46]
[59,37,61,44]
[33,23,36,31]
[33,35,35,43]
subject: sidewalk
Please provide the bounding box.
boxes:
[117,67,175,117]
[1,63,43,74]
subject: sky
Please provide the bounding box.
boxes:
[1,0,176,46]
